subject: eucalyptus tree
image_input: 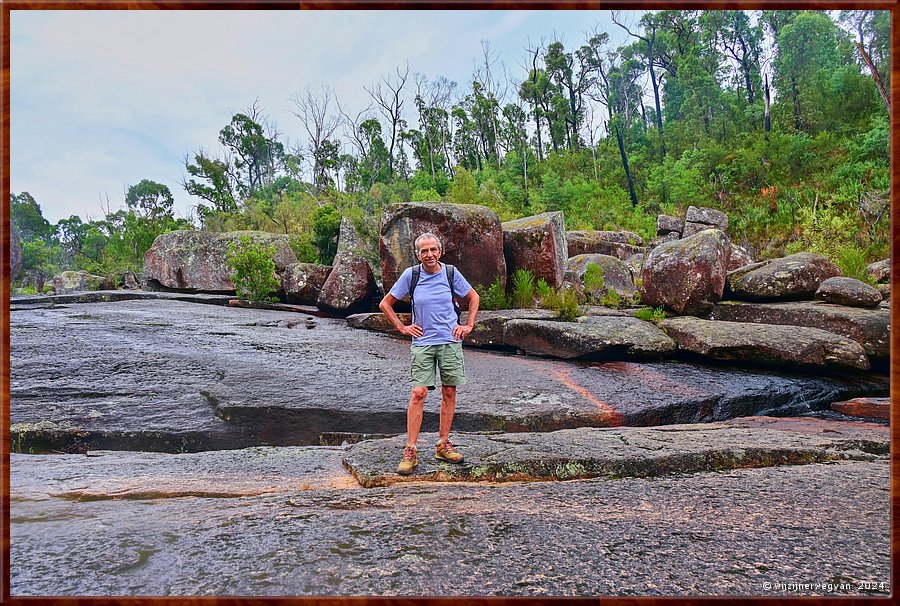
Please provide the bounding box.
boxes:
[290,86,343,191]
[365,64,410,178]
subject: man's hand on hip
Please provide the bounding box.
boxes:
[399,324,424,338]
[452,324,473,341]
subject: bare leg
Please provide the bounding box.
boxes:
[406,386,428,448]
[438,385,457,442]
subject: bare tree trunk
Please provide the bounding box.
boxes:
[856,42,890,115]
[615,123,638,207]
[764,73,771,138]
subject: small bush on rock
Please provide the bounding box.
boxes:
[510,268,536,308]
[226,236,280,303]
[634,306,666,325]
[475,277,509,310]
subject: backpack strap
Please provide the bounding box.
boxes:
[409,264,422,324]
[445,264,462,324]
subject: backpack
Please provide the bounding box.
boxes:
[409,263,462,324]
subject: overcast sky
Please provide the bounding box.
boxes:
[11,10,640,224]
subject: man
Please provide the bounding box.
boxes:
[379,232,480,475]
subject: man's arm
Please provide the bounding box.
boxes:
[379,293,423,338]
[452,288,480,341]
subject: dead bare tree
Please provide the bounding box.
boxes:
[289,86,343,191]
[365,64,410,178]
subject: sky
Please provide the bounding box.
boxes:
[10,9,640,224]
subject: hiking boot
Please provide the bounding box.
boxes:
[435,438,464,463]
[397,445,418,475]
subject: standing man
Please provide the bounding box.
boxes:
[379,232,480,475]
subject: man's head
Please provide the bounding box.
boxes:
[414,232,443,272]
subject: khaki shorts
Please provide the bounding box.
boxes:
[410,342,467,389]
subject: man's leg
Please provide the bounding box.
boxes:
[438,385,456,442]
[406,386,428,447]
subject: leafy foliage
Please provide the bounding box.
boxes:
[225,236,280,302]
[474,277,509,311]
[510,268,535,308]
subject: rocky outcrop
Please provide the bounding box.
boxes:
[316,254,376,315]
[10,224,22,279]
[682,206,728,238]
[51,270,112,294]
[815,277,881,308]
[648,232,680,249]
[379,203,506,294]
[656,215,682,237]
[626,254,645,279]
[566,230,644,260]
[122,271,140,290]
[705,300,889,359]
[865,258,890,283]
[502,212,567,289]
[639,229,731,314]
[662,316,870,371]
[282,263,332,305]
[504,316,676,360]
[726,253,841,301]
[566,254,636,301]
[143,230,298,292]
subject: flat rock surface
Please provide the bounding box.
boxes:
[342,417,889,487]
[10,442,890,596]
[10,290,235,307]
[11,299,888,453]
[705,300,890,358]
[662,316,870,371]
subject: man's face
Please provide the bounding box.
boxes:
[417,237,442,271]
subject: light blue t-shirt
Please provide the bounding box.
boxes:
[389,263,473,346]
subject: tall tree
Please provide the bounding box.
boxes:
[290,86,343,191]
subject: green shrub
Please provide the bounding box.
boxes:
[582,262,605,293]
[538,286,584,321]
[475,276,509,310]
[225,236,280,303]
[288,233,319,263]
[510,268,535,308]
[312,204,342,265]
[599,290,621,309]
[634,306,666,325]
[535,278,553,302]
[836,245,875,284]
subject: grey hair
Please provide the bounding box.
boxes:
[414,232,443,253]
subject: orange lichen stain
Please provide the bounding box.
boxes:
[552,368,624,426]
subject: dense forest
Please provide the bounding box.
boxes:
[11,9,890,291]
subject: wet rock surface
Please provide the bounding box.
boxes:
[10,299,887,453]
[282,263,331,305]
[705,300,889,359]
[343,417,889,487]
[663,316,871,371]
[10,445,889,596]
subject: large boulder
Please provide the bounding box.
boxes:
[566,254,636,302]
[662,316,869,371]
[639,229,731,315]
[316,254,377,315]
[566,230,644,260]
[706,300,889,359]
[502,212,567,289]
[815,277,881,308]
[504,316,676,360]
[379,203,506,294]
[726,253,842,301]
[656,215,682,237]
[865,259,890,283]
[282,263,332,305]
[143,230,298,292]
[682,206,728,238]
[51,270,112,294]
[10,224,22,279]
